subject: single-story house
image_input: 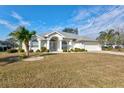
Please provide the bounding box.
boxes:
[0,40,11,51]
[23,31,102,52]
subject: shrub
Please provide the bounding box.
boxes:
[29,49,34,52]
[41,47,48,52]
[19,54,28,59]
[7,49,18,53]
[69,48,87,52]
[19,49,25,53]
[63,49,68,52]
[81,48,87,52]
[36,49,41,52]
[115,46,121,49]
[47,49,49,52]
[102,46,113,50]
[114,46,121,51]
[74,48,87,52]
[70,49,74,52]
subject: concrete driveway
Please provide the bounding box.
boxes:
[91,51,124,56]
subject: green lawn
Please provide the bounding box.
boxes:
[0,52,124,88]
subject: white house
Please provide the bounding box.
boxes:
[23,31,102,52]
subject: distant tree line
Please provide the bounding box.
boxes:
[96,28,124,46]
[0,38,18,51]
[62,28,79,35]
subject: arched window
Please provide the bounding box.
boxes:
[31,39,38,47]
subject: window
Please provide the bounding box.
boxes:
[31,39,38,47]
[62,41,67,49]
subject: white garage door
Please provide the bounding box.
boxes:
[85,45,102,51]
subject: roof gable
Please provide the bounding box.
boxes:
[40,31,97,41]
[44,31,64,37]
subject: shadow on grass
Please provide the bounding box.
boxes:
[0,52,57,66]
[0,55,20,66]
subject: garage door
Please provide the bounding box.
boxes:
[85,45,102,51]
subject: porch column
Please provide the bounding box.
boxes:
[58,39,63,52]
[46,39,50,50]
[68,40,73,50]
[38,39,41,50]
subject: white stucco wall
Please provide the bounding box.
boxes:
[29,40,46,52]
[73,42,102,51]
[73,42,85,49]
[84,45,102,51]
[27,41,102,52]
[30,47,39,52]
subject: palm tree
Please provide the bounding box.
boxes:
[9,26,36,56]
[112,31,120,45]
[97,29,115,46]
[96,31,107,45]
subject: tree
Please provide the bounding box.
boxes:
[112,31,121,45]
[96,29,115,46]
[5,38,18,48]
[9,26,36,56]
[62,28,78,35]
[120,32,124,45]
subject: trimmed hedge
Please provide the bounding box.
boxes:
[115,46,121,49]
[19,49,25,52]
[36,49,41,52]
[74,48,87,52]
[63,49,68,52]
[7,49,18,53]
[41,47,49,52]
[69,48,87,52]
[102,46,113,50]
[29,49,34,52]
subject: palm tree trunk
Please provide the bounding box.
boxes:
[19,41,22,51]
[18,41,22,55]
[25,43,29,57]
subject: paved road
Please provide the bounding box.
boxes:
[92,51,124,56]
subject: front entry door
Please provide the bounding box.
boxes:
[50,41,57,51]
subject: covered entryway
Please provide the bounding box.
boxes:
[49,37,58,51]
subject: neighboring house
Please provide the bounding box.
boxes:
[23,31,102,52]
[0,41,11,51]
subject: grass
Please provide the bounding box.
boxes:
[0,52,124,87]
[103,48,124,52]
[110,48,124,52]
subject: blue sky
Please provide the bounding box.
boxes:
[0,5,124,40]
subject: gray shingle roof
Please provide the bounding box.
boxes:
[39,31,97,41]
[58,31,97,41]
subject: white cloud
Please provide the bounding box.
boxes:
[11,11,30,26]
[73,10,90,21]
[71,6,124,38]
[50,26,63,31]
[0,11,30,31]
[0,19,16,30]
